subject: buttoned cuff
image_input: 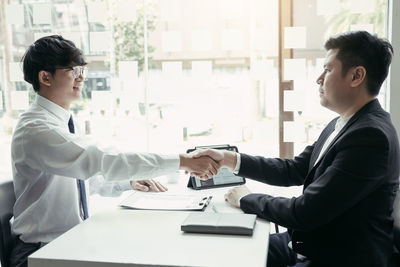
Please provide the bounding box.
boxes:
[119,180,133,191]
[232,153,241,174]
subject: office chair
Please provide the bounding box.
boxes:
[392,185,400,266]
[0,180,17,267]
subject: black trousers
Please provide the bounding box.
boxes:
[9,237,46,267]
[267,232,317,267]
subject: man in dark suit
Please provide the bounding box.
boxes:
[194,31,399,267]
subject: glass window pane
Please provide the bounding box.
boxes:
[0,0,391,204]
[6,4,24,25]
[32,4,52,25]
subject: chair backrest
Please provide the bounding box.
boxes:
[393,184,400,253]
[0,180,15,217]
[0,180,16,267]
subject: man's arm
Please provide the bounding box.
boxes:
[193,144,314,186]
[239,128,391,231]
[21,126,219,182]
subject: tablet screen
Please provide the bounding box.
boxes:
[187,145,245,190]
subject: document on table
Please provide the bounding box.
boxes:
[120,192,212,211]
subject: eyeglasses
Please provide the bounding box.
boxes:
[56,66,88,79]
[71,66,88,79]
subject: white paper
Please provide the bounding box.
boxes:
[160,0,181,21]
[91,91,113,110]
[284,58,306,81]
[162,61,182,78]
[350,24,374,33]
[221,29,243,51]
[90,32,110,52]
[284,121,306,142]
[120,192,210,210]
[191,61,212,78]
[61,32,82,49]
[293,79,312,92]
[119,61,138,80]
[350,0,374,14]
[115,0,136,22]
[87,2,107,23]
[191,30,213,51]
[219,0,242,19]
[5,4,24,25]
[9,62,24,82]
[316,0,340,16]
[251,60,274,80]
[33,4,52,25]
[109,77,121,91]
[11,91,29,111]
[284,27,306,49]
[284,90,305,112]
[162,31,182,52]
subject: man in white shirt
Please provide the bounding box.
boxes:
[9,35,218,267]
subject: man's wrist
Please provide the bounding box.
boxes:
[179,154,189,170]
[221,151,237,171]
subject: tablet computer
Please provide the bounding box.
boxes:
[186,144,245,190]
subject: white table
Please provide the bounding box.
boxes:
[29,177,272,267]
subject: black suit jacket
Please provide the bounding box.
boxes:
[239,99,400,267]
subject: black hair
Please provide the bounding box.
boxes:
[324,31,393,96]
[21,35,87,92]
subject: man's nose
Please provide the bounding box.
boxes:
[316,75,324,85]
[75,74,84,81]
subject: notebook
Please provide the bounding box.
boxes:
[181,212,257,236]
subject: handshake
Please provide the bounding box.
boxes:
[133,148,251,208]
[179,149,238,179]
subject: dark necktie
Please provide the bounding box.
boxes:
[68,116,89,220]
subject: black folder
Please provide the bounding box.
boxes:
[181,212,257,236]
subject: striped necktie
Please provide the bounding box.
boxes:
[68,116,89,220]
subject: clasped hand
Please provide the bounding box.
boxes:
[130,150,226,193]
[179,152,220,179]
[188,149,252,208]
[186,148,238,179]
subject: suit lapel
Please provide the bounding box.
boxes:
[304,99,382,187]
[315,99,381,164]
[308,119,337,169]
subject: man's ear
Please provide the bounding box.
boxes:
[38,70,51,87]
[350,66,366,87]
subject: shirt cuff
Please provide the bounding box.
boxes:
[166,154,180,172]
[232,153,241,174]
[118,180,133,191]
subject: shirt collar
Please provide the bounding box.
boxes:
[35,95,71,123]
[335,115,352,131]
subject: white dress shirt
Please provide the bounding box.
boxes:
[11,95,179,243]
[314,116,351,166]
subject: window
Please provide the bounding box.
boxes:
[0,0,392,182]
